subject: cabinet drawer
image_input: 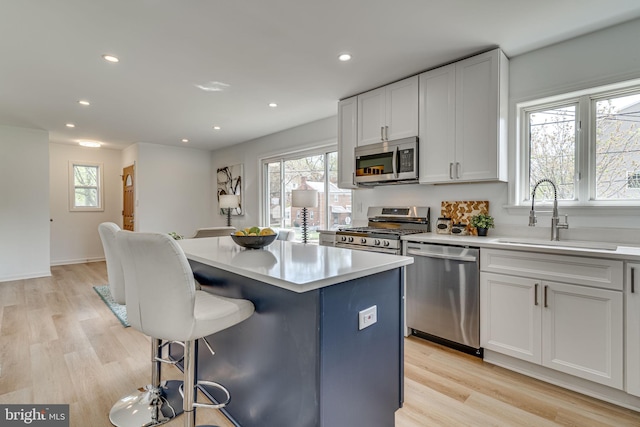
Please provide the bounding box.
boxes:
[481,249,623,291]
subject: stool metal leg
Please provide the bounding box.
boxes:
[109,338,184,427]
[182,339,223,427]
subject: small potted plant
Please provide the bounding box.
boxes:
[470,213,494,236]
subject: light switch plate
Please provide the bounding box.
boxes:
[358,305,377,330]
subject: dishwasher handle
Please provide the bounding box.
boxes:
[406,247,478,262]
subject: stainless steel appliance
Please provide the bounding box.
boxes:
[354,137,418,186]
[403,241,481,356]
[335,206,430,254]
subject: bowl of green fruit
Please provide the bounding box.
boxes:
[230,226,278,249]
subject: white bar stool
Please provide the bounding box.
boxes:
[116,231,254,427]
[100,223,184,426]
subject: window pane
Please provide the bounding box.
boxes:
[595,93,640,200]
[74,165,98,186]
[267,162,283,228]
[528,105,576,200]
[285,155,324,243]
[75,188,98,207]
[327,152,352,229]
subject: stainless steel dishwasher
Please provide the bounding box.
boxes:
[403,241,481,356]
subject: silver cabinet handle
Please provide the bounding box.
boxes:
[544,285,548,308]
[385,125,389,141]
[380,126,384,141]
[449,163,454,179]
[534,283,539,306]
[632,267,636,293]
[456,162,461,179]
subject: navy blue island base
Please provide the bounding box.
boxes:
[169,259,404,427]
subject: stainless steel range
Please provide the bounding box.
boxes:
[335,207,430,254]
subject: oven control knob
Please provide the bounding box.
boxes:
[341,236,347,242]
[383,240,390,247]
[374,239,381,246]
[360,238,367,244]
[348,237,354,243]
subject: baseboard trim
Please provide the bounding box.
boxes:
[0,270,51,283]
[50,257,105,267]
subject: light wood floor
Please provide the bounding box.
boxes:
[1,262,638,426]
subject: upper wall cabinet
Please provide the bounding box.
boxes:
[419,49,509,184]
[357,76,419,146]
[337,96,359,189]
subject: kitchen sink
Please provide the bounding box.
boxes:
[495,238,619,251]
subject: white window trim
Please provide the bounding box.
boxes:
[514,78,640,209]
[258,141,337,226]
[69,161,104,212]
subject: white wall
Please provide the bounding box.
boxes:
[49,143,122,265]
[209,117,338,230]
[0,125,50,282]
[210,19,640,243]
[134,142,213,237]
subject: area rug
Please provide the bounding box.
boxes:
[93,285,130,327]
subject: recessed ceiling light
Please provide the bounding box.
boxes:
[213,126,221,130]
[78,141,101,148]
[268,102,278,108]
[338,53,352,61]
[102,54,119,63]
[78,100,90,106]
[66,123,75,128]
[181,138,189,143]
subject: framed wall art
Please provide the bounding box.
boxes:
[217,164,243,215]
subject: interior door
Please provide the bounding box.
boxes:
[122,164,134,231]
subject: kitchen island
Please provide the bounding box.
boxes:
[171,236,413,427]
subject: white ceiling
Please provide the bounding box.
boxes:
[2,0,640,151]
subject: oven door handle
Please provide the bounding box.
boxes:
[393,146,399,178]
[406,248,477,262]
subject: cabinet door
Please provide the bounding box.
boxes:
[626,263,640,397]
[455,49,504,182]
[385,76,419,141]
[481,272,541,364]
[542,281,623,389]
[357,87,386,146]
[337,97,358,189]
[418,64,456,184]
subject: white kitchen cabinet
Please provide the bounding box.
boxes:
[419,48,508,184]
[337,96,358,189]
[481,272,541,364]
[626,262,640,397]
[481,249,624,389]
[357,76,418,146]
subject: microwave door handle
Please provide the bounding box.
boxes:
[393,146,399,178]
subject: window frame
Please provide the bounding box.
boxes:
[69,161,104,212]
[260,142,351,235]
[516,79,640,208]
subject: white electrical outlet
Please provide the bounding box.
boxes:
[358,305,377,330]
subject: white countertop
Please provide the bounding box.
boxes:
[178,236,413,293]
[401,233,640,260]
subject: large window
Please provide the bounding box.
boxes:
[263,148,352,243]
[519,82,640,205]
[69,161,104,211]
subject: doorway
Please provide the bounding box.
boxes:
[122,164,134,231]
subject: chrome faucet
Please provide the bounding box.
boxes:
[529,178,569,241]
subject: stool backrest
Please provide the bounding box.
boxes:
[98,222,126,305]
[116,231,197,341]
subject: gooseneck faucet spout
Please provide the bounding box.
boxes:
[529,178,569,241]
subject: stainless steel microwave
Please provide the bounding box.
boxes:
[354,137,419,185]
